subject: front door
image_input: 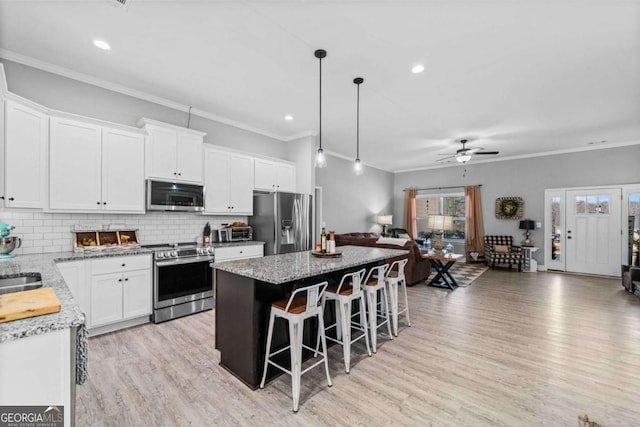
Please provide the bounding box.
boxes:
[565,188,622,276]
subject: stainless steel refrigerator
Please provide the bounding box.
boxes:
[249,192,313,255]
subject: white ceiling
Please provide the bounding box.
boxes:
[1,0,639,172]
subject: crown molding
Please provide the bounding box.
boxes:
[324,150,394,173]
[0,49,298,142]
[283,130,316,142]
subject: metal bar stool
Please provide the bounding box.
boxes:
[260,281,332,413]
[320,268,371,373]
[363,263,393,353]
[385,258,410,336]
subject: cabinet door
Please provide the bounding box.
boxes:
[177,132,203,183]
[254,159,276,191]
[122,268,152,320]
[102,128,145,212]
[90,272,123,328]
[146,126,177,181]
[4,100,48,208]
[275,163,296,193]
[49,117,102,210]
[228,154,254,215]
[204,149,230,213]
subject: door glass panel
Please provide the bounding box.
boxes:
[575,196,586,214]
[598,195,609,214]
[629,193,640,266]
[551,196,562,261]
[586,195,598,213]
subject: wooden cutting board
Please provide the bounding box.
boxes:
[0,287,61,323]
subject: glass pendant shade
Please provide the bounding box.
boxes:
[315,147,327,168]
[457,154,472,163]
[354,158,363,175]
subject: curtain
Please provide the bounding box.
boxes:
[403,189,418,238]
[465,185,485,259]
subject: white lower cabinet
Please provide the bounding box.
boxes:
[214,244,264,262]
[89,255,152,330]
[57,255,152,334]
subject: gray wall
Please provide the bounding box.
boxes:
[316,154,394,234]
[393,145,640,264]
[0,59,287,158]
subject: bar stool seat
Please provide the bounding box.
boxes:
[260,281,332,412]
[385,258,411,336]
[319,268,371,374]
[363,264,392,353]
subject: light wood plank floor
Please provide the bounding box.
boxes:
[77,271,640,426]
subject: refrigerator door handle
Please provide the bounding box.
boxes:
[293,198,301,251]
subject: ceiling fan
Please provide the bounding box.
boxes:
[437,139,499,163]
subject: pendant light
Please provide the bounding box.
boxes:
[353,77,364,175]
[314,49,327,168]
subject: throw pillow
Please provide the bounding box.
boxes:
[398,233,411,239]
[494,244,510,253]
[376,237,410,246]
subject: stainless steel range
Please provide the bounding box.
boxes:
[142,242,215,323]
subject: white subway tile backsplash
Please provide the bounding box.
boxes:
[3,212,248,254]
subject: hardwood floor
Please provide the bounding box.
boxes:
[76,271,640,426]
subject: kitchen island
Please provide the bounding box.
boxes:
[213,245,409,388]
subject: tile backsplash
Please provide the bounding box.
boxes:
[0,211,246,254]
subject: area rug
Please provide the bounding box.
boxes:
[426,261,488,288]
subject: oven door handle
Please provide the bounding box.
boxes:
[156,256,214,267]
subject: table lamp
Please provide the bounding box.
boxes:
[427,215,453,252]
[377,215,393,236]
[519,219,536,246]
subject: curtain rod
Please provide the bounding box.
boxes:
[403,184,482,191]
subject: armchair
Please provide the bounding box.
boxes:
[484,235,524,271]
[622,265,640,294]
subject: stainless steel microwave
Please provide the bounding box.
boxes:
[146,180,204,212]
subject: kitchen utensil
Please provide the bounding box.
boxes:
[0,235,21,258]
[0,222,14,238]
[0,287,61,323]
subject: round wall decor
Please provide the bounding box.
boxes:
[495,197,524,219]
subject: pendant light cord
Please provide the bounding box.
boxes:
[319,55,322,150]
[356,81,360,159]
[187,106,192,129]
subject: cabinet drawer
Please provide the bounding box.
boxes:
[215,245,263,262]
[90,254,151,275]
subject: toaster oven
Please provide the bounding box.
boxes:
[218,227,253,242]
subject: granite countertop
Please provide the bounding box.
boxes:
[0,247,153,344]
[214,245,409,284]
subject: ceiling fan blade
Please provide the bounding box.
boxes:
[467,147,484,153]
[436,155,457,162]
[438,153,457,156]
[474,151,499,155]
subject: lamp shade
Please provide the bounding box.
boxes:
[427,215,454,231]
[519,220,536,231]
[377,215,393,226]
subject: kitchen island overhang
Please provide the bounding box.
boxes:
[213,245,409,388]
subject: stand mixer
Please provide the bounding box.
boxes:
[0,222,22,259]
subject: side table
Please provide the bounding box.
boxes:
[421,252,464,290]
[521,246,538,272]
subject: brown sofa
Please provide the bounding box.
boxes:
[335,233,430,286]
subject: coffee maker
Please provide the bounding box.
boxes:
[0,222,22,259]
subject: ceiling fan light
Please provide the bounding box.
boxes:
[315,147,327,168]
[354,158,363,175]
[457,154,472,163]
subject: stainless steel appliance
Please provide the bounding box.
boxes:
[0,222,21,259]
[146,180,205,212]
[217,226,253,242]
[249,192,312,255]
[142,242,215,323]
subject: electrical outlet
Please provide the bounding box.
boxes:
[536,222,542,229]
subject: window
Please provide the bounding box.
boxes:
[416,193,465,240]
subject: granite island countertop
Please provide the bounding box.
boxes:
[0,247,153,344]
[213,245,409,284]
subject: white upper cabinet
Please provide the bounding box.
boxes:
[49,116,145,212]
[204,147,254,215]
[138,118,205,184]
[254,159,296,193]
[3,99,48,208]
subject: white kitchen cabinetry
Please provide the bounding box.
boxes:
[49,116,145,213]
[254,159,296,193]
[214,244,264,262]
[138,118,206,184]
[204,147,254,215]
[3,99,48,209]
[88,254,152,332]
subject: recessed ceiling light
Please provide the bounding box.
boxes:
[411,64,425,74]
[93,40,111,50]
[284,115,293,121]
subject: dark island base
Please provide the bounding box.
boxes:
[215,262,382,389]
